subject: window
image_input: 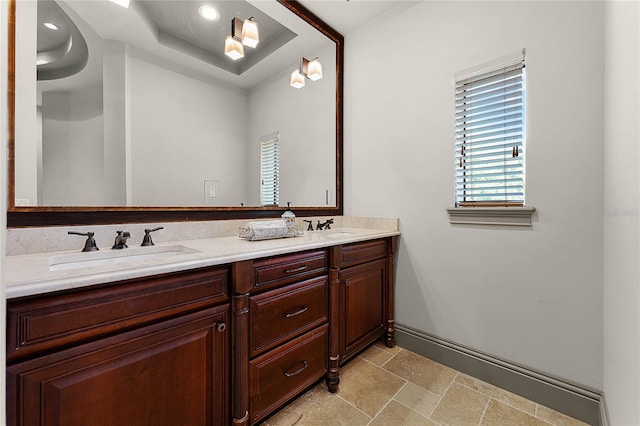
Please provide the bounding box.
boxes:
[454,51,526,207]
[260,132,280,206]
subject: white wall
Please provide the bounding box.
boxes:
[345,1,604,389]
[128,54,250,206]
[247,45,336,207]
[603,1,640,424]
[41,85,105,205]
[14,0,38,205]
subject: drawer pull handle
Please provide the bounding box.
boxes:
[283,306,308,318]
[284,361,308,377]
[216,322,226,333]
[284,265,308,274]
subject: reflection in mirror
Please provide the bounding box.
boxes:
[13,0,337,209]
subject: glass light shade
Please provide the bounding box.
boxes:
[241,18,259,48]
[290,69,305,89]
[306,59,323,81]
[224,36,244,60]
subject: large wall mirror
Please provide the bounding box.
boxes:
[7,0,343,227]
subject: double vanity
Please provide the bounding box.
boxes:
[4,219,399,425]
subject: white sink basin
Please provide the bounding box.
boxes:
[49,245,201,271]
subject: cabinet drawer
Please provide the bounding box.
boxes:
[339,239,388,268]
[7,266,229,362]
[250,277,328,357]
[249,325,328,424]
[253,249,327,290]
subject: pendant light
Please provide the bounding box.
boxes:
[290,69,306,89]
[224,18,244,60]
[241,17,259,48]
[290,57,323,88]
[306,58,323,81]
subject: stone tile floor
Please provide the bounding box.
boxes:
[261,342,590,426]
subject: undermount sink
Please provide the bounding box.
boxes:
[49,245,201,272]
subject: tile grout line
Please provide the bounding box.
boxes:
[366,380,410,425]
[455,380,539,419]
[476,397,492,426]
[391,397,444,426]
[331,387,374,423]
[456,382,556,426]
[426,370,459,420]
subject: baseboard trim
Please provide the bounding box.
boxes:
[396,324,603,426]
[599,392,610,426]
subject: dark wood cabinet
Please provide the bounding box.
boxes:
[232,249,330,425]
[339,258,387,363]
[6,236,397,426]
[6,267,230,426]
[326,237,397,393]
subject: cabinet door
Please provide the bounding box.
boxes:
[339,258,387,363]
[7,305,229,426]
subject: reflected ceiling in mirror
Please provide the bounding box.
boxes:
[8,0,343,227]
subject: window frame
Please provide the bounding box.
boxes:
[260,132,280,207]
[448,50,535,226]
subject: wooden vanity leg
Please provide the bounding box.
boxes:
[326,266,340,393]
[232,261,253,425]
[385,236,397,348]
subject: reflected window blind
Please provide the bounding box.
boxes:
[455,55,526,207]
[260,132,280,206]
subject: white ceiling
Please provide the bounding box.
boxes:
[298,0,408,35]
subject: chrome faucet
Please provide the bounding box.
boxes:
[112,231,130,249]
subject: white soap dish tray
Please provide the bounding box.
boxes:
[239,226,303,241]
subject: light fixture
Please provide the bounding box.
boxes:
[290,69,306,89]
[241,17,259,48]
[43,22,59,30]
[290,57,323,88]
[224,17,259,60]
[305,58,323,81]
[198,5,220,21]
[225,36,244,60]
[109,0,130,8]
[224,18,245,60]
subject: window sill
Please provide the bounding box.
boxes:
[446,206,536,226]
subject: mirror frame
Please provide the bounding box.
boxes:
[6,0,343,228]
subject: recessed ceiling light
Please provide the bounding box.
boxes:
[43,22,59,30]
[199,5,220,21]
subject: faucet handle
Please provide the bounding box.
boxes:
[68,231,99,252]
[112,231,131,250]
[141,227,164,246]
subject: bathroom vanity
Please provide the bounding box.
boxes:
[4,225,398,426]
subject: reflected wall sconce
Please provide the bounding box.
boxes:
[224,17,259,60]
[290,57,323,89]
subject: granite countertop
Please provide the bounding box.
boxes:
[5,227,399,299]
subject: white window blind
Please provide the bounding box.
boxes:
[260,132,280,206]
[455,53,526,207]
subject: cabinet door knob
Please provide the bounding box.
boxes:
[216,322,226,333]
[283,361,308,377]
[283,306,308,318]
[344,279,349,286]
